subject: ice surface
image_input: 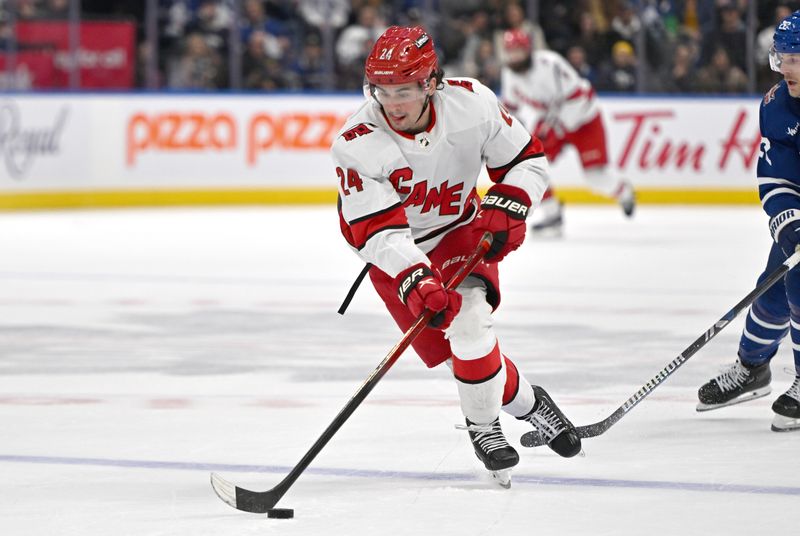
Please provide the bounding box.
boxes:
[1,206,798,536]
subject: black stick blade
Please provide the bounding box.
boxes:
[210,473,278,514]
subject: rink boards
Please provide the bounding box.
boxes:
[0,92,762,209]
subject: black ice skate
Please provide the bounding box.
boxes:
[771,376,800,432]
[617,180,636,217]
[518,385,582,458]
[459,417,519,488]
[696,359,772,411]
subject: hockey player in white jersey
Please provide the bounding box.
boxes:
[500,29,635,234]
[333,26,582,486]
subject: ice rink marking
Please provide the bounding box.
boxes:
[2,454,798,497]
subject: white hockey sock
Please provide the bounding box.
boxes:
[447,283,507,423]
[584,166,626,199]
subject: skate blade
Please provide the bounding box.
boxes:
[491,469,512,489]
[771,414,800,432]
[695,387,771,412]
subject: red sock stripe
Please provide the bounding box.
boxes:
[502,356,520,405]
[452,343,502,384]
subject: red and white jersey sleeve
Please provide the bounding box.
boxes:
[332,78,549,277]
[332,101,429,278]
[501,50,599,134]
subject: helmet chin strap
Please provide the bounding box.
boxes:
[413,77,435,125]
[415,94,431,123]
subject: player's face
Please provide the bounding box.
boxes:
[505,47,528,65]
[373,80,434,133]
[504,47,531,73]
[780,53,800,97]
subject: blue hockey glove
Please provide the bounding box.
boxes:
[770,209,800,257]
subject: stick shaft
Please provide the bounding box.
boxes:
[523,248,800,446]
[254,232,492,508]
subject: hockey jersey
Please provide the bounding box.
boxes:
[500,50,599,135]
[758,81,800,222]
[332,77,549,277]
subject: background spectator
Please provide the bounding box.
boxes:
[167,30,225,89]
[566,45,597,85]
[699,4,747,71]
[241,29,295,90]
[3,0,793,93]
[694,45,748,93]
[596,39,638,92]
[659,41,699,93]
[335,4,386,89]
[494,1,547,65]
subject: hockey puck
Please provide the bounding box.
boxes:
[266,508,294,519]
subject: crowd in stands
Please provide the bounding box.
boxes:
[1,0,798,94]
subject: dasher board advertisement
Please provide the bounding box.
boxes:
[0,93,764,208]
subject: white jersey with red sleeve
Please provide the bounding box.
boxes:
[332,77,550,278]
[500,50,599,135]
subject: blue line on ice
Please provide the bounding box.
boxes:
[2,454,798,497]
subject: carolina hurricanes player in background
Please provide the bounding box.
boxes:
[332,26,582,487]
[501,29,635,234]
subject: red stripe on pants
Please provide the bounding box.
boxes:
[452,342,502,383]
[502,356,520,405]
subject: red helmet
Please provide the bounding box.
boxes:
[365,26,438,86]
[503,29,531,53]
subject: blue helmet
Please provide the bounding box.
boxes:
[774,10,800,52]
[770,10,800,71]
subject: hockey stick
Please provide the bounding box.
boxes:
[211,232,493,514]
[522,248,800,448]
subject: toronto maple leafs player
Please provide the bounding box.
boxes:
[697,10,800,432]
[332,26,582,486]
[500,29,635,234]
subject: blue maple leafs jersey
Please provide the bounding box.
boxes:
[758,81,800,219]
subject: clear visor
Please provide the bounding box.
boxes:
[769,44,800,72]
[370,80,430,105]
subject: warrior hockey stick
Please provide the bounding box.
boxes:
[211,232,493,514]
[522,248,800,448]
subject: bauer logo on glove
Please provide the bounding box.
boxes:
[397,265,433,303]
[476,183,532,263]
[393,263,462,329]
[481,194,529,218]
